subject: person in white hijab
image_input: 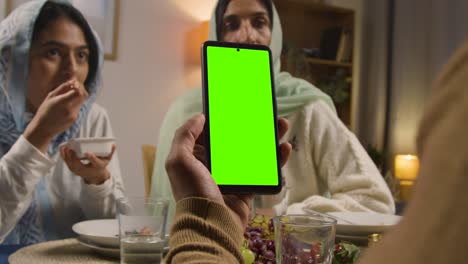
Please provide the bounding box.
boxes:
[151,0,394,224]
[0,0,125,244]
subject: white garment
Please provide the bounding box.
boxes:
[0,104,125,242]
[262,101,395,215]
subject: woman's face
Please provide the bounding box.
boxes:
[221,0,272,46]
[26,17,90,113]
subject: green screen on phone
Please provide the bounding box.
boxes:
[205,44,279,186]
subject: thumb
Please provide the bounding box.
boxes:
[172,113,205,153]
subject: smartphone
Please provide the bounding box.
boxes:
[201,41,282,194]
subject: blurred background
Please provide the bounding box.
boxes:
[1,0,467,203]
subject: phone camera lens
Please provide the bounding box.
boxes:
[237,48,240,52]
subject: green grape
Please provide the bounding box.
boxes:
[241,248,256,264]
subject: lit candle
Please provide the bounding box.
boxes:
[394,155,420,181]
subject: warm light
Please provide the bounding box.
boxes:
[394,155,420,181]
[173,0,217,21]
[185,21,210,66]
[399,180,414,201]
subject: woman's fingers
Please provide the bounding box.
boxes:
[63,147,84,172]
[50,80,88,105]
[48,80,75,97]
[278,118,289,140]
[85,153,106,167]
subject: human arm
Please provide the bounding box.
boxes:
[23,80,87,154]
[0,136,54,242]
[60,145,115,185]
[73,105,125,219]
[165,114,291,263]
[0,80,90,241]
[165,198,245,264]
[25,79,113,186]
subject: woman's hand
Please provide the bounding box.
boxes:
[24,79,88,153]
[166,113,291,230]
[60,145,116,185]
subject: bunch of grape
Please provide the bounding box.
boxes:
[241,215,276,264]
[241,215,361,264]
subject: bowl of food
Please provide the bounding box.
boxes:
[65,137,116,159]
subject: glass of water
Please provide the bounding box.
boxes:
[117,196,169,264]
[274,214,337,264]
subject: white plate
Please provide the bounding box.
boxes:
[73,219,171,248]
[77,237,171,259]
[77,237,120,259]
[328,212,401,235]
[72,219,120,248]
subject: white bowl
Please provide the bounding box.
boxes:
[66,137,115,159]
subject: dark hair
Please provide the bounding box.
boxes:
[215,0,273,40]
[31,1,99,89]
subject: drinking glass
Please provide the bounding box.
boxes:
[117,196,169,264]
[274,214,336,264]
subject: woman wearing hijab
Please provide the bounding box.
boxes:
[151,0,394,222]
[0,0,125,244]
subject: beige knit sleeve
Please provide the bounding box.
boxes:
[164,198,244,264]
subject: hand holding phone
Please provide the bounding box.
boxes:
[165,113,291,228]
[201,41,283,194]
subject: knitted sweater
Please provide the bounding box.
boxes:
[165,198,243,264]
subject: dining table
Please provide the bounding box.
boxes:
[0,207,395,264]
[1,239,119,264]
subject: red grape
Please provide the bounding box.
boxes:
[263,250,275,260]
[266,240,275,251]
[252,238,264,249]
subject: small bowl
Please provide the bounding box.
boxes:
[66,137,116,159]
